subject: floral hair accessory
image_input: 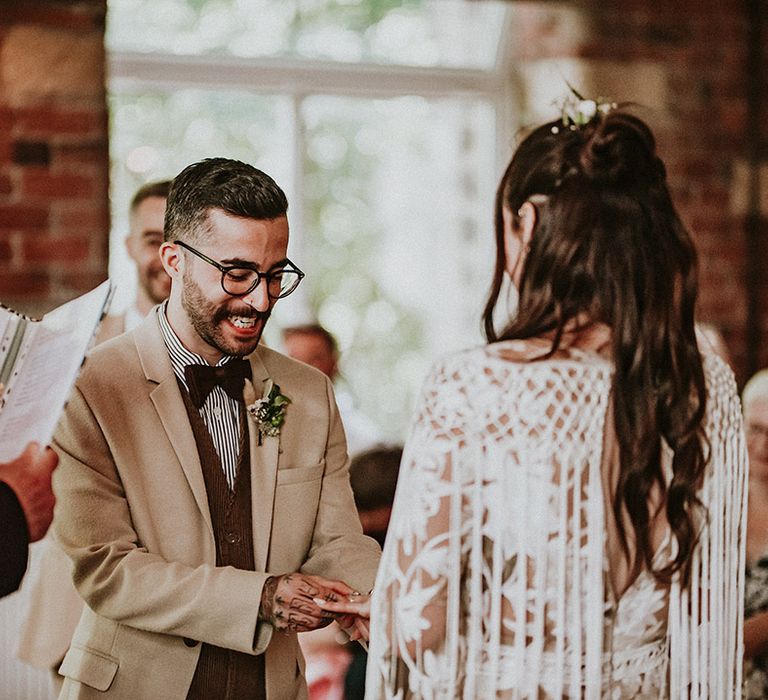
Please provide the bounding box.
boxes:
[551,86,617,134]
[244,378,291,444]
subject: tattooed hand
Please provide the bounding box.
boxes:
[259,573,354,633]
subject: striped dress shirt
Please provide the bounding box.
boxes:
[157,303,244,489]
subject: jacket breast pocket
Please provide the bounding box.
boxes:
[271,461,326,572]
[276,461,324,486]
[59,644,119,691]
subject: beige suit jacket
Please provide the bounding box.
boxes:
[52,312,380,699]
[17,313,128,672]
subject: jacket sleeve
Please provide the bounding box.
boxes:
[0,480,29,598]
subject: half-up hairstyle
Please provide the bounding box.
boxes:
[482,110,708,586]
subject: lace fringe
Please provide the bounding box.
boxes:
[668,370,747,699]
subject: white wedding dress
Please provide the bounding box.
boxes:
[365,342,747,699]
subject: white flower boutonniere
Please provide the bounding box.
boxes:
[244,378,291,444]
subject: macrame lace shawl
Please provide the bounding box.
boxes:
[365,347,747,699]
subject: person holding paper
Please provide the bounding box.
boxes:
[17,180,172,689]
[0,441,58,598]
[52,158,380,699]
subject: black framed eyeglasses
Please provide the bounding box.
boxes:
[174,240,305,299]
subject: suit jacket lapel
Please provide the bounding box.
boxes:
[247,348,279,572]
[133,313,214,537]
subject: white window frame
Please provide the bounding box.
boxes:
[107,4,517,254]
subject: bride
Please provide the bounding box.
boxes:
[322,103,747,699]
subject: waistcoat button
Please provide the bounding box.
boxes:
[224,530,241,544]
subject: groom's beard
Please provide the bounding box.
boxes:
[182,270,271,357]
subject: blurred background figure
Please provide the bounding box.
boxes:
[742,369,768,698]
[283,324,382,456]
[301,445,402,700]
[344,445,401,699]
[98,180,173,338]
[16,180,171,695]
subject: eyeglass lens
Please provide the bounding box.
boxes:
[222,268,302,298]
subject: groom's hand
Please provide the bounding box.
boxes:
[259,573,354,633]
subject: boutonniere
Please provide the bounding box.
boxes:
[244,378,291,444]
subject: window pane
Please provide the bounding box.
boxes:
[302,94,496,440]
[108,88,295,311]
[106,0,507,69]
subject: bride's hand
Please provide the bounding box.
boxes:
[314,593,371,643]
[314,592,371,619]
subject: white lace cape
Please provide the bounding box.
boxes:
[365,347,747,699]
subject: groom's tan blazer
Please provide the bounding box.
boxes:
[52,312,380,699]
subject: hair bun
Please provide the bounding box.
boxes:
[578,113,657,186]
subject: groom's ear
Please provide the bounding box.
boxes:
[159,241,183,280]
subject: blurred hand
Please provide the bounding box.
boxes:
[259,573,354,633]
[315,593,371,643]
[0,442,58,542]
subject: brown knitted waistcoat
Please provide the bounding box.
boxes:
[179,385,266,700]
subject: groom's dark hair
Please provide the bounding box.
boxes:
[164,157,288,244]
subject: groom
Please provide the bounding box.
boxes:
[52,158,381,699]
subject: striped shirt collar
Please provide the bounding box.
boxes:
[156,301,238,389]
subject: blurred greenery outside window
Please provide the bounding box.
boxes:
[107,0,510,441]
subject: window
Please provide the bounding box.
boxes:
[107,0,510,440]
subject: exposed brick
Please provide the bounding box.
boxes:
[55,141,108,166]
[0,136,12,165]
[16,107,102,138]
[0,108,15,131]
[22,236,92,264]
[56,271,109,297]
[12,140,51,166]
[0,204,49,230]
[56,207,107,232]
[0,271,51,299]
[1,4,106,34]
[22,171,95,199]
[0,175,12,196]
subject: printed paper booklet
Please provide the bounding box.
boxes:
[0,280,113,461]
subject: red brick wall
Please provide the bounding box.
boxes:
[0,0,108,317]
[505,0,767,385]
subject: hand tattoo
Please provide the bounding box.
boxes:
[260,573,347,633]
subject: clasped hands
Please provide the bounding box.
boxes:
[259,572,371,643]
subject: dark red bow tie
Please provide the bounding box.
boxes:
[184,359,252,409]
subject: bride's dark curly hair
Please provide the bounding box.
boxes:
[482,110,707,585]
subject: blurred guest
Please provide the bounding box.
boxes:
[16,180,171,691]
[348,446,401,549]
[98,180,173,338]
[742,369,768,698]
[344,446,401,699]
[0,442,58,598]
[283,324,381,455]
